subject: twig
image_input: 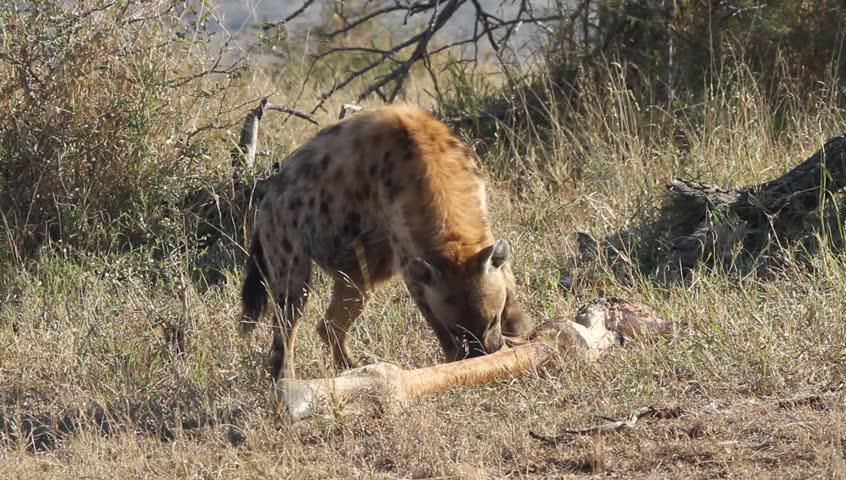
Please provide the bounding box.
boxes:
[338,104,363,120]
[529,406,668,443]
[262,0,316,30]
[321,2,434,38]
[777,381,845,409]
[264,101,320,126]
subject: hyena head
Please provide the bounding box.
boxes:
[408,239,528,361]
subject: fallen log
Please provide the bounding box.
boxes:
[274,297,672,421]
[573,135,846,283]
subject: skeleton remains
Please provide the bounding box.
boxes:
[275,297,672,421]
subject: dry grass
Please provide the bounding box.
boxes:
[3,3,846,478]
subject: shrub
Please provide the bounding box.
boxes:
[0,0,243,255]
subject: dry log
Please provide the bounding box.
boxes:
[666,136,846,276]
[573,135,846,283]
[273,297,671,422]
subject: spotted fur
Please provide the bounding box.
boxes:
[240,104,532,381]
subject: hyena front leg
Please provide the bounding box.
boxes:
[317,275,369,370]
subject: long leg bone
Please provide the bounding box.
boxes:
[274,298,671,421]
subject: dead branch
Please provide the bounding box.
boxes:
[776,381,845,410]
[274,297,671,422]
[527,380,846,446]
[299,0,576,111]
[528,405,685,443]
[528,407,658,443]
[338,104,363,120]
[264,101,319,126]
[261,0,316,31]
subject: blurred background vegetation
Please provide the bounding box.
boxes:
[1,0,844,284]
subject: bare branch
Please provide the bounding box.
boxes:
[321,2,434,38]
[338,104,363,120]
[264,101,320,126]
[529,407,659,442]
[245,0,583,110]
[261,0,316,31]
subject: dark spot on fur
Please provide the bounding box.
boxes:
[292,217,299,228]
[346,211,361,226]
[355,165,365,178]
[308,197,315,209]
[388,186,402,200]
[396,128,411,149]
[300,164,316,179]
[369,164,378,177]
[383,153,394,170]
[319,201,329,215]
[381,159,395,178]
[342,218,360,237]
[288,198,303,211]
[320,155,331,171]
[355,184,371,202]
[281,237,293,253]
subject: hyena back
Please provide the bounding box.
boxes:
[240,104,531,381]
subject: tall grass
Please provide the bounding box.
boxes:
[2,2,846,477]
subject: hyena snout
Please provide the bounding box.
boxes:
[447,326,503,361]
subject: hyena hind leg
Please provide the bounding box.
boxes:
[267,260,313,381]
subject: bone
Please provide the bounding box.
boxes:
[273,297,671,421]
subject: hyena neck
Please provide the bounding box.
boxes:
[430,231,495,267]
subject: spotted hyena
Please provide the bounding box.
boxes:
[239,104,532,381]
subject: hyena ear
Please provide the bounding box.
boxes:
[408,257,441,287]
[480,239,510,272]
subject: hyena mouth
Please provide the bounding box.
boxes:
[454,336,489,360]
[446,326,500,360]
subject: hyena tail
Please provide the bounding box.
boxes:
[240,232,268,335]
